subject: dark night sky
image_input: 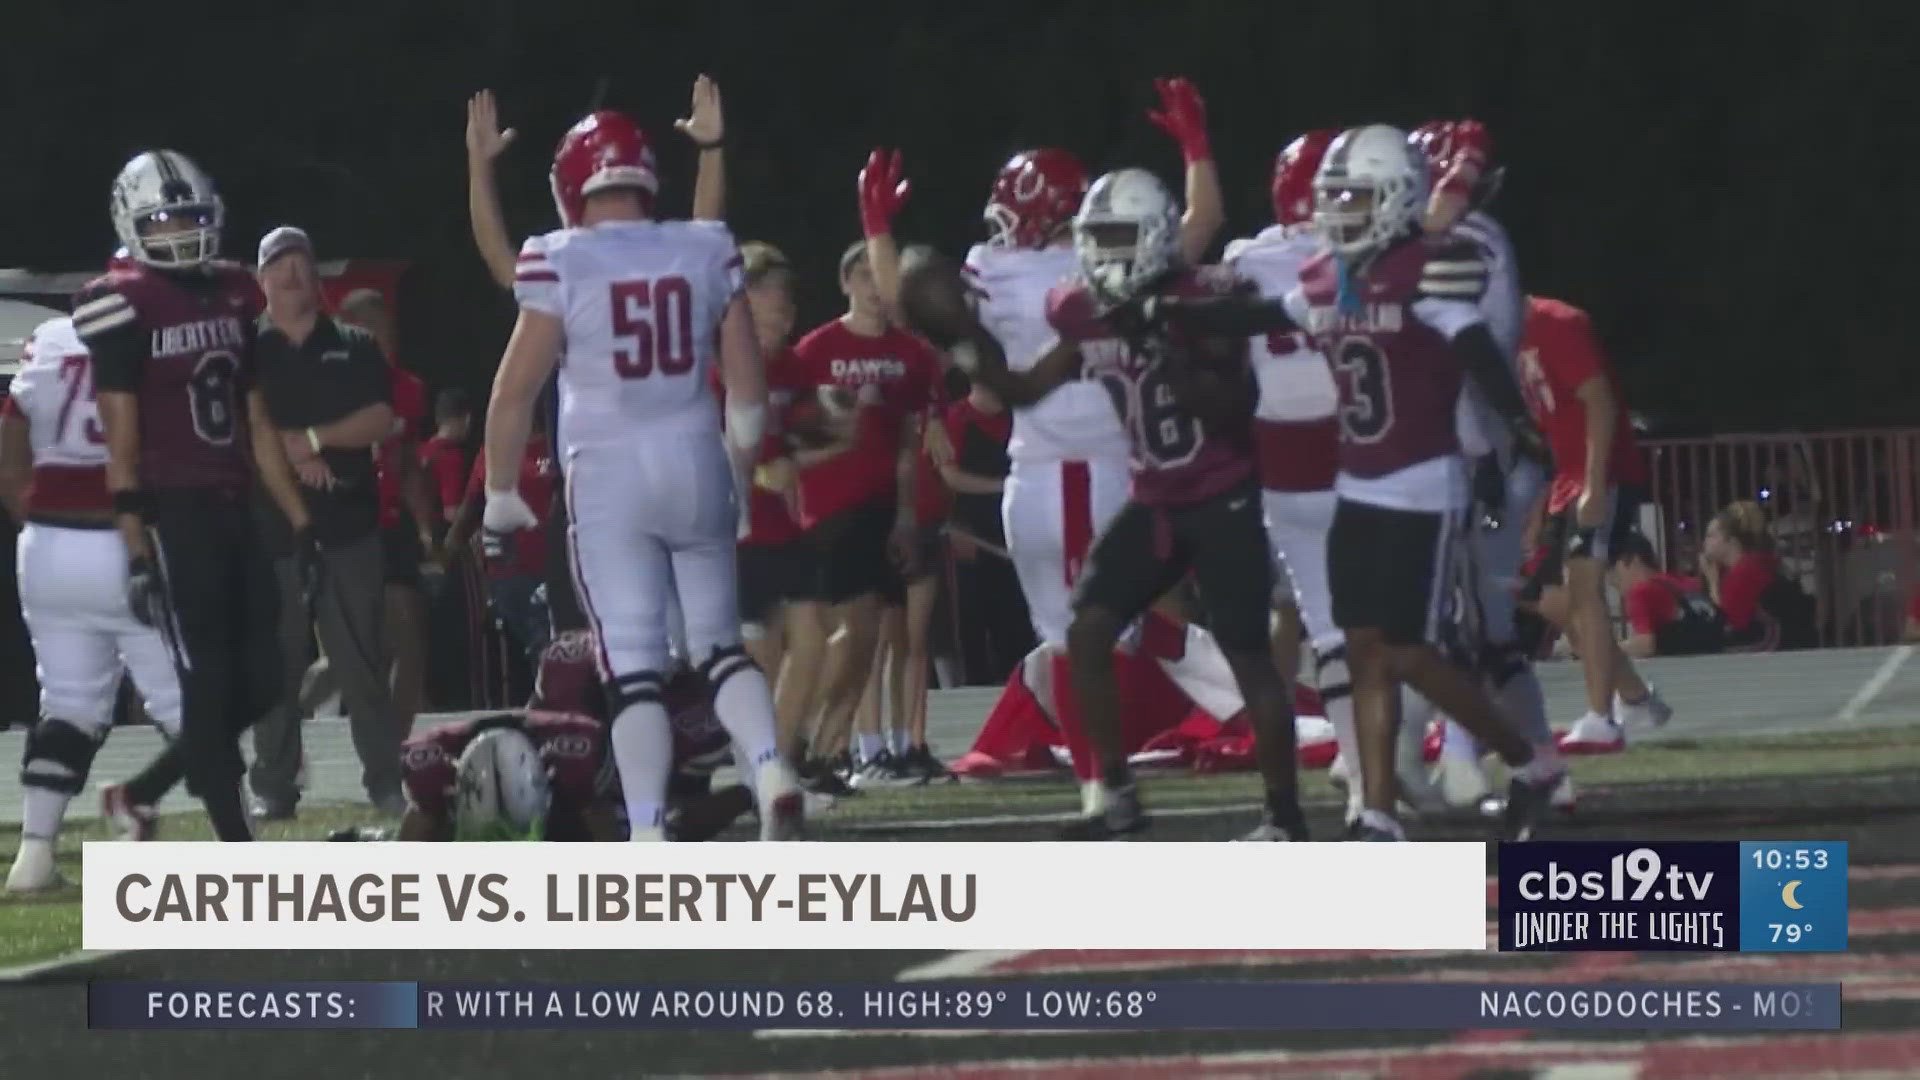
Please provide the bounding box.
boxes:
[4,0,1915,432]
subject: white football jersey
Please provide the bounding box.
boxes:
[1224,224,1338,423]
[515,220,743,455]
[7,317,106,470]
[964,243,1127,463]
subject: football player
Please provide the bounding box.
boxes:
[76,150,315,844]
[899,167,1307,841]
[1410,120,1558,807]
[397,631,752,842]
[1,309,187,889]
[1151,125,1566,840]
[862,77,1245,817]
[480,109,802,842]
[1515,295,1669,748]
[1224,132,1448,826]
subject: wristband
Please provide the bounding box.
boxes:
[306,427,322,453]
[113,490,153,519]
[694,136,725,150]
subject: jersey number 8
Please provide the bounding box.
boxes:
[610,277,695,380]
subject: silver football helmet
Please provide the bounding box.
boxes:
[110,150,224,268]
[1072,168,1180,307]
[1313,125,1426,256]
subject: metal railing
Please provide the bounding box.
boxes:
[1639,429,1920,647]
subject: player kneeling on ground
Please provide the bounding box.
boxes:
[393,631,753,842]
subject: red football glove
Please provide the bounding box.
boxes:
[857,148,911,238]
[1148,77,1211,164]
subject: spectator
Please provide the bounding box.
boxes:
[933,378,1033,684]
[339,287,436,749]
[1610,533,1726,657]
[445,412,559,668]
[420,389,472,527]
[250,227,408,817]
[1702,500,1817,651]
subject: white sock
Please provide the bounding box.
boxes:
[710,660,782,774]
[1496,666,1553,747]
[1325,693,1359,780]
[889,727,910,756]
[610,700,672,840]
[855,732,884,762]
[1158,626,1244,721]
[22,786,74,843]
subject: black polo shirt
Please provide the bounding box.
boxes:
[254,314,392,551]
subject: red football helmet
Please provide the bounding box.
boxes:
[1270,129,1336,227]
[1411,119,1491,197]
[984,149,1088,249]
[550,111,658,227]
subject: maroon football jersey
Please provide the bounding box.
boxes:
[400,711,613,831]
[1046,269,1256,506]
[1294,238,1470,480]
[72,261,264,496]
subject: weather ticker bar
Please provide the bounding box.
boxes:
[87,980,1841,1031]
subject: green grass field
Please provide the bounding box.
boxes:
[4,723,1918,970]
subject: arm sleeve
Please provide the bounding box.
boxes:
[71,285,146,394]
[1417,297,1531,429]
[513,235,562,316]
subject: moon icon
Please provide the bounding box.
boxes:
[1782,880,1804,910]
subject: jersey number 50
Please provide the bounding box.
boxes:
[610,277,695,380]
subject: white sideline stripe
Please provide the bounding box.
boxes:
[1836,645,1912,722]
[0,948,128,984]
[839,801,1263,832]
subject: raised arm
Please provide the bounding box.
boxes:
[857,148,911,312]
[676,75,727,222]
[1148,78,1223,265]
[466,89,519,292]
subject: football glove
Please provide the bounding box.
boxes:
[483,488,539,533]
[126,556,167,628]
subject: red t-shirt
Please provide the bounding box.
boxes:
[727,347,806,547]
[376,364,428,529]
[1516,296,1648,514]
[1718,550,1778,632]
[465,433,558,579]
[1626,573,1704,636]
[419,434,469,521]
[790,319,940,528]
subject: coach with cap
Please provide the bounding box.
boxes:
[249,225,410,817]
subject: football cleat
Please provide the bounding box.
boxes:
[1237,807,1308,842]
[5,839,64,893]
[101,784,157,842]
[1616,689,1673,730]
[1501,765,1569,842]
[1557,711,1626,754]
[850,750,920,790]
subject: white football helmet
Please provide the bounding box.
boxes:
[454,725,552,841]
[1072,168,1180,306]
[1313,125,1427,256]
[110,150,225,268]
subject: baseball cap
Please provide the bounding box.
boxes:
[257,226,313,268]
